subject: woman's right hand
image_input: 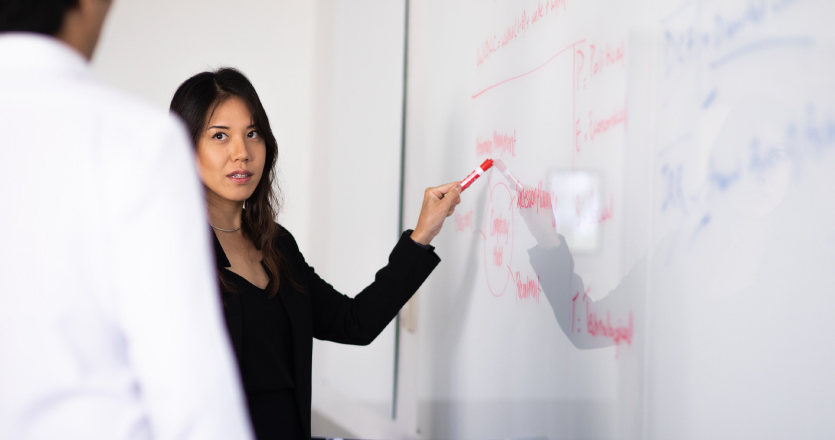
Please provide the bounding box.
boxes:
[410,182,462,245]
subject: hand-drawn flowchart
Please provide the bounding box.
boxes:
[464,0,632,351]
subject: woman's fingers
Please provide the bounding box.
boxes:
[447,195,461,216]
[429,181,462,202]
[411,182,463,245]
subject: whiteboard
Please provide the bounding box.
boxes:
[402,0,835,438]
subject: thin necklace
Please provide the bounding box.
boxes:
[210,223,241,233]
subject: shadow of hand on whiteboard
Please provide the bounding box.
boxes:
[517,187,642,355]
[517,195,646,440]
[510,96,823,440]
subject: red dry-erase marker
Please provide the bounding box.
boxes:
[460,159,494,192]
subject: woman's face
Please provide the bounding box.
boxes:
[195,96,266,205]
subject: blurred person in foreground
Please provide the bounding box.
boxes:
[0,1,254,439]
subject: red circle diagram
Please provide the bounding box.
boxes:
[481,180,515,297]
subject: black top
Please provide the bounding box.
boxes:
[221,268,301,439]
[212,226,440,440]
[226,268,295,393]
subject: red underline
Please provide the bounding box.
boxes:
[471,40,585,99]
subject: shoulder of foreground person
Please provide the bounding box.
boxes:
[89,81,190,152]
[81,84,255,439]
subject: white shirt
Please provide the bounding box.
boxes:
[0,34,254,440]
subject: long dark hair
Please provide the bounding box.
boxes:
[170,67,300,297]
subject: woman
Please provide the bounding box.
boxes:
[169,68,460,440]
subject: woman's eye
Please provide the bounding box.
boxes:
[212,132,227,140]
[248,130,259,139]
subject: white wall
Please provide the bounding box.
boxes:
[93,0,416,437]
[307,0,408,435]
[94,0,317,246]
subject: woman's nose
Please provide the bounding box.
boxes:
[230,136,250,162]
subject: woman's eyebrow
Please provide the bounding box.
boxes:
[206,125,256,130]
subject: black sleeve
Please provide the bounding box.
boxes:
[284,230,440,345]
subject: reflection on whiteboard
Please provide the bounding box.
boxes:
[548,170,605,253]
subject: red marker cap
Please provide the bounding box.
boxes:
[460,159,494,191]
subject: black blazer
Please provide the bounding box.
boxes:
[212,227,440,439]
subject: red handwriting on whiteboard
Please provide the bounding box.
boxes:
[587,308,633,358]
[493,130,516,156]
[476,129,517,157]
[455,210,473,231]
[516,181,554,213]
[589,41,625,78]
[476,0,568,67]
[574,193,614,225]
[490,210,510,243]
[589,107,627,141]
[508,267,541,303]
[572,39,628,164]
[472,39,583,99]
[574,40,626,91]
[599,195,614,223]
[574,106,628,152]
[571,288,590,333]
[482,182,515,298]
[493,246,503,266]
[572,288,633,358]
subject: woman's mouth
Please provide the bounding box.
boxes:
[227,170,253,184]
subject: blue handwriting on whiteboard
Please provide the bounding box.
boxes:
[708,160,742,192]
[662,0,804,75]
[709,36,813,69]
[706,104,834,193]
[661,163,689,214]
